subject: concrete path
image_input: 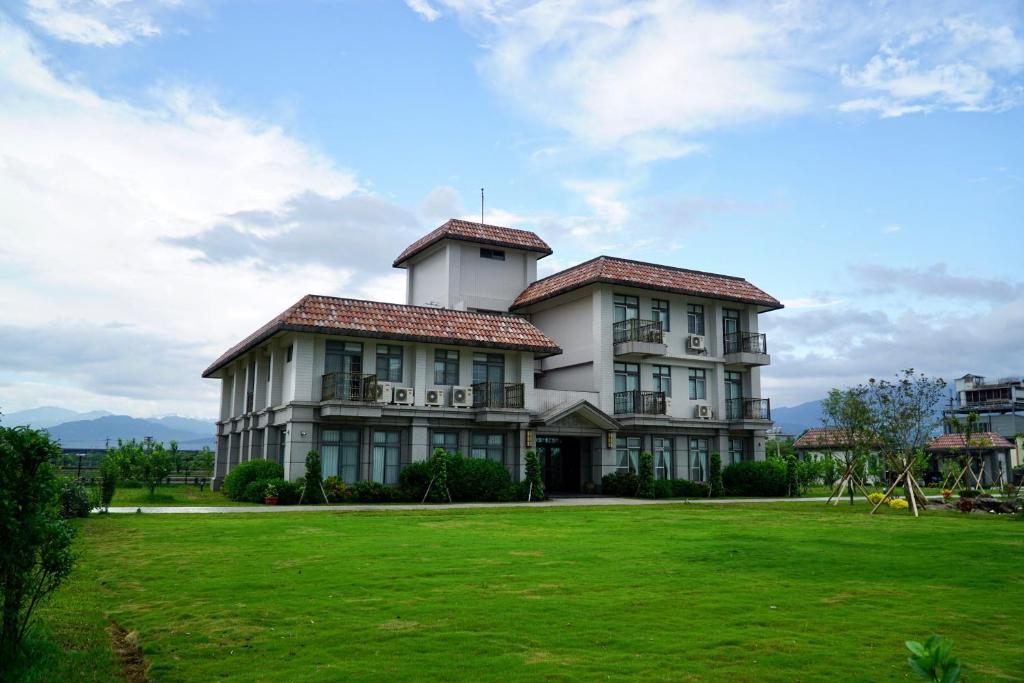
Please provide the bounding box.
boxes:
[102,496,846,514]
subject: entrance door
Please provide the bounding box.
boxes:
[538,436,581,493]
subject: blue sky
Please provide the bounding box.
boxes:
[0,0,1021,418]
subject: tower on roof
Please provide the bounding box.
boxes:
[393,218,551,313]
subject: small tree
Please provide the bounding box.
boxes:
[0,426,77,661]
[194,446,215,476]
[302,450,328,503]
[821,386,876,504]
[136,442,173,495]
[637,452,655,499]
[427,448,451,502]
[524,449,544,501]
[168,440,181,473]
[785,454,799,497]
[708,452,724,498]
[98,455,118,512]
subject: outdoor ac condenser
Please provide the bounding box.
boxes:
[393,387,415,405]
[688,335,706,351]
[374,382,394,403]
[451,386,473,407]
[424,388,443,406]
[694,404,713,419]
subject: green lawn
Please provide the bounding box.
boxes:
[27,503,1024,682]
[108,484,244,507]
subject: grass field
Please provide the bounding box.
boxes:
[108,484,244,507]
[23,503,1024,682]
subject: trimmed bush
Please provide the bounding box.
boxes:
[602,471,639,497]
[637,452,655,499]
[276,479,301,505]
[303,451,328,503]
[447,455,512,502]
[242,478,277,503]
[722,460,787,497]
[348,481,396,503]
[888,498,909,510]
[323,476,347,503]
[399,460,433,500]
[223,460,284,501]
[58,478,92,518]
[709,452,724,498]
[98,456,118,511]
[653,478,710,499]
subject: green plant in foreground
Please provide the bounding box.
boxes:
[906,635,960,682]
[636,452,655,499]
[524,449,544,501]
[708,452,724,498]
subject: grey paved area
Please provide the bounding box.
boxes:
[102,496,845,514]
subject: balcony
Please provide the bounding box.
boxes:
[726,398,771,421]
[613,319,667,358]
[472,382,525,409]
[322,372,378,402]
[723,331,770,366]
[614,390,667,415]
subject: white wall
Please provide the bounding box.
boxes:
[407,243,450,308]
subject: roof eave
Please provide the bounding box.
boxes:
[512,277,782,312]
[393,235,552,268]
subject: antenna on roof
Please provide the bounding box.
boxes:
[480,187,484,226]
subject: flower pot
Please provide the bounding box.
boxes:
[264,496,279,506]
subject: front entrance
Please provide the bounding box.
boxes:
[538,436,583,493]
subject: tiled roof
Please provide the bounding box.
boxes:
[926,432,1014,451]
[202,295,562,377]
[510,256,783,310]
[393,218,552,267]
[793,428,860,450]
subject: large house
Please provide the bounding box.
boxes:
[203,219,783,492]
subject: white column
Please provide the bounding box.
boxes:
[520,352,535,411]
[292,334,315,401]
[413,345,427,405]
[269,345,283,407]
[253,353,267,410]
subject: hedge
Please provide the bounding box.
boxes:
[722,460,787,497]
[223,460,284,501]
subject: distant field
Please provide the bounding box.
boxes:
[108,484,244,507]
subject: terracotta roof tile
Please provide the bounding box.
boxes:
[393,218,552,267]
[510,256,782,310]
[793,428,860,450]
[926,432,1014,451]
[203,295,561,377]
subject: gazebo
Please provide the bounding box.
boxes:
[925,432,1014,488]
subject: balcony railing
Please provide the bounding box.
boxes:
[472,382,525,409]
[726,398,771,421]
[723,331,767,355]
[322,372,379,402]
[613,318,664,345]
[614,390,667,415]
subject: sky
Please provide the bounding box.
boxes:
[0,0,1021,419]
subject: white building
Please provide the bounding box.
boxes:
[204,219,783,492]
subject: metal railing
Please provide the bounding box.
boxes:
[613,390,667,415]
[472,382,525,409]
[723,331,767,355]
[321,372,379,402]
[613,318,664,344]
[726,397,771,420]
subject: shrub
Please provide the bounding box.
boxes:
[906,635,960,682]
[399,460,434,500]
[303,450,328,503]
[959,489,980,499]
[820,457,839,489]
[654,478,710,499]
[447,455,512,502]
[602,471,639,497]
[524,449,545,501]
[709,452,724,498]
[941,489,954,500]
[323,476,348,503]
[242,477,278,503]
[722,460,787,497]
[98,455,118,511]
[58,478,92,518]
[868,492,888,505]
[348,480,396,503]
[956,497,975,513]
[636,452,655,499]
[888,498,909,510]
[223,460,284,501]
[785,455,799,497]
[275,479,301,505]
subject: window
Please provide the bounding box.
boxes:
[613,294,639,322]
[728,437,747,465]
[372,430,401,485]
[480,248,505,261]
[472,353,505,384]
[653,365,672,397]
[616,436,641,474]
[285,345,293,363]
[689,438,709,481]
[431,431,460,454]
[322,429,360,484]
[614,362,639,393]
[471,433,504,463]
[687,304,705,336]
[276,427,286,466]
[652,299,670,331]
[653,437,673,480]
[688,368,707,400]
[376,344,403,383]
[433,349,459,385]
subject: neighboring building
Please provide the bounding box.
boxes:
[793,428,857,462]
[944,374,1024,467]
[203,218,783,492]
[925,432,1015,487]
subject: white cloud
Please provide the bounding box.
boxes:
[25,0,182,46]
[882,224,902,234]
[406,0,441,23]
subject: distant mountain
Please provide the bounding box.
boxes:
[149,415,218,435]
[2,406,113,429]
[43,415,216,451]
[771,399,823,436]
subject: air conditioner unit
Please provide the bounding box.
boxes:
[664,397,672,413]
[451,385,473,408]
[424,388,443,406]
[688,335,706,351]
[374,382,394,403]
[694,404,713,419]
[393,386,415,405]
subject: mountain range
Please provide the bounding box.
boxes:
[1,407,216,450]
[770,400,824,436]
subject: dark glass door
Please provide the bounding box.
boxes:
[538,437,581,493]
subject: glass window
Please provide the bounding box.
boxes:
[613,294,639,323]
[372,430,401,485]
[614,362,640,393]
[687,304,705,336]
[433,349,459,385]
[285,345,293,363]
[653,437,673,480]
[652,299,670,331]
[688,368,707,400]
[616,436,642,474]
[431,431,460,454]
[653,365,672,397]
[376,344,403,383]
[472,353,505,384]
[728,437,747,465]
[480,248,505,261]
[322,429,360,484]
[470,433,504,463]
[689,438,709,481]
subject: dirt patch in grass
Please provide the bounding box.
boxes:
[107,622,148,682]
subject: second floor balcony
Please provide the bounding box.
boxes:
[613,319,667,358]
[472,381,525,410]
[726,397,771,421]
[322,372,379,402]
[723,331,770,366]
[614,390,667,416]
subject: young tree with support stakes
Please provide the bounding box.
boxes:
[864,369,946,517]
[821,387,875,505]
[943,412,990,491]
